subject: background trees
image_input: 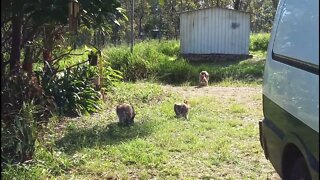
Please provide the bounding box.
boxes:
[1,0,277,74]
[1,0,125,74]
[113,0,276,44]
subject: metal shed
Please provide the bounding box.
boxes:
[180,7,251,60]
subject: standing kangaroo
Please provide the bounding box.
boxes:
[199,71,209,87]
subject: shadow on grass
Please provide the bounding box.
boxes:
[55,121,155,155]
[187,56,251,67]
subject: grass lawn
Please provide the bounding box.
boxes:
[2,82,280,179]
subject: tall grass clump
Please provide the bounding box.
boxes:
[249,33,270,52]
[1,71,57,168]
[190,59,265,84]
[106,40,194,84]
[105,40,181,82]
[157,40,180,57]
[219,60,264,81]
[104,39,264,85]
[1,102,38,165]
[157,59,196,84]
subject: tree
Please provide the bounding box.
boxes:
[135,0,150,39]
[1,0,125,75]
[68,0,277,43]
[1,0,127,164]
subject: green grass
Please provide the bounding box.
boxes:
[33,37,267,86]
[2,82,278,179]
[6,36,272,179]
[103,40,266,85]
[229,103,248,113]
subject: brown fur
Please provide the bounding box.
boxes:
[116,103,135,126]
[174,100,190,119]
[199,71,209,87]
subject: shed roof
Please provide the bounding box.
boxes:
[179,7,250,15]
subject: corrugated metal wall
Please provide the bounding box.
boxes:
[180,7,250,55]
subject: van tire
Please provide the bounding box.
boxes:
[289,157,311,180]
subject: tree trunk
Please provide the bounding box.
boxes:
[138,16,143,39]
[158,8,162,42]
[174,21,178,40]
[9,16,22,74]
[1,53,4,91]
[233,0,241,10]
[43,26,54,62]
[180,0,183,10]
[22,46,33,74]
[22,26,38,75]
[216,0,220,7]
[272,0,278,9]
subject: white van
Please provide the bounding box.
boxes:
[259,0,319,179]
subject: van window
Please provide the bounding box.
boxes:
[272,0,319,66]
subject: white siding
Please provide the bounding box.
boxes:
[180,7,250,55]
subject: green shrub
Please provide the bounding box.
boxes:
[105,41,169,81]
[32,46,123,116]
[1,71,57,167]
[157,59,195,84]
[249,33,271,52]
[40,65,102,116]
[1,72,56,123]
[101,65,123,90]
[157,40,180,57]
[1,102,39,166]
[105,40,264,85]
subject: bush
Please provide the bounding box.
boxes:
[105,40,264,85]
[1,72,55,125]
[1,73,55,166]
[105,41,169,81]
[101,65,124,90]
[40,65,102,116]
[249,33,271,52]
[1,102,38,165]
[157,40,180,57]
[157,59,195,84]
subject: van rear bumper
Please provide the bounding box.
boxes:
[259,119,269,159]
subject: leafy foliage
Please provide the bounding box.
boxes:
[1,0,125,171]
[105,40,179,81]
[249,33,271,52]
[101,65,124,90]
[106,39,264,85]
[157,59,195,84]
[113,0,276,44]
[73,26,95,47]
[1,72,55,165]
[39,65,102,116]
[79,0,126,29]
[1,102,38,165]
[1,72,55,125]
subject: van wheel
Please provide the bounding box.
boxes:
[289,157,311,180]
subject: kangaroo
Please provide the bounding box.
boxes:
[116,103,135,126]
[199,71,209,87]
[174,100,190,119]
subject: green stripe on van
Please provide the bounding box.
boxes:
[263,95,319,174]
